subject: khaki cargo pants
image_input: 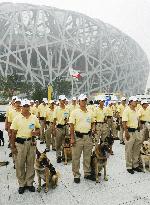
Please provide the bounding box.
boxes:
[15,141,36,187]
[95,123,109,145]
[125,131,142,169]
[39,119,45,142]
[107,117,117,138]
[55,125,69,158]
[72,134,93,178]
[45,123,55,149]
[118,118,124,143]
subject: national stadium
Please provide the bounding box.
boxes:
[0,2,149,96]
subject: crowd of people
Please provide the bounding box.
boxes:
[3,94,150,194]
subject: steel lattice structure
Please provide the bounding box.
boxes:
[0,3,149,96]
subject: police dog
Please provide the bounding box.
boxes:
[63,137,72,165]
[0,130,4,146]
[140,141,150,172]
[35,149,59,193]
[91,142,110,183]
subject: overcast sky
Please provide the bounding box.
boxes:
[1,0,150,88]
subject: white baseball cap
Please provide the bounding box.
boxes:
[15,98,21,103]
[72,97,76,101]
[128,96,138,102]
[12,96,17,100]
[141,100,148,105]
[49,100,55,104]
[30,100,34,103]
[121,97,126,101]
[21,100,31,106]
[59,95,66,100]
[78,94,87,101]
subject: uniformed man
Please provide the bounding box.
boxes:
[5,96,17,131]
[117,97,127,144]
[138,100,150,141]
[45,100,55,152]
[95,96,109,145]
[69,97,79,114]
[38,98,48,144]
[122,96,142,174]
[7,98,22,167]
[69,94,95,183]
[53,95,70,163]
[11,100,40,194]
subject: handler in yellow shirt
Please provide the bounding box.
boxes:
[69,94,95,183]
[95,96,109,145]
[69,97,79,114]
[117,97,127,144]
[122,96,142,174]
[11,100,40,194]
[45,100,55,151]
[53,95,70,163]
[138,100,150,141]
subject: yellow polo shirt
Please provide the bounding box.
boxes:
[6,105,14,118]
[69,108,95,133]
[38,104,47,117]
[104,106,113,117]
[69,104,79,114]
[11,114,40,138]
[53,106,70,125]
[8,109,21,123]
[117,104,127,117]
[136,104,142,111]
[46,108,54,122]
[138,107,150,122]
[95,107,106,122]
[122,107,139,128]
[30,106,36,115]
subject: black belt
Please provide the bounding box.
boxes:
[39,117,45,120]
[16,137,31,144]
[75,131,91,138]
[57,124,66,128]
[128,128,138,132]
[107,116,112,119]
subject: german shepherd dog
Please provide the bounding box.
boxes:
[34,149,59,193]
[91,142,110,183]
[0,130,4,146]
[63,137,72,165]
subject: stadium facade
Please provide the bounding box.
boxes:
[0,2,149,96]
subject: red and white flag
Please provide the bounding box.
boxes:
[69,67,81,79]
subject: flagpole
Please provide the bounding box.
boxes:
[71,78,74,97]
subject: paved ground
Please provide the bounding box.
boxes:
[0,122,150,205]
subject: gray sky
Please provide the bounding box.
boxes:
[1,0,150,88]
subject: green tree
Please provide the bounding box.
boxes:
[52,77,71,98]
[31,83,47,102]
[0,73,32,99]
